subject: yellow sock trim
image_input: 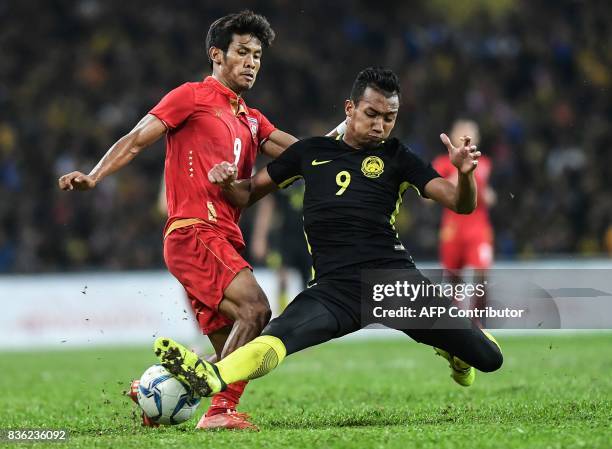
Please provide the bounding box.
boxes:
[279,290,289,311]
[216,336,287,384]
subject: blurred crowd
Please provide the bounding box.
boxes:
[1,0,611,273]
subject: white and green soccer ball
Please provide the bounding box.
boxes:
[136,364,201,425]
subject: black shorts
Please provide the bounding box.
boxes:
[263,259,416,354]
[261,261,503,372]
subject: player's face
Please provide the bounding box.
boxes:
[345,87,399,149]
[214,34,262,93]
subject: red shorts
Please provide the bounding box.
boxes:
[439,221,493,270]
[163,224,251,334]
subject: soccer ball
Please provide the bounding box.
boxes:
[136,364,201,425]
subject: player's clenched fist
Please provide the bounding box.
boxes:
[440,133,481,175]
[58,171,97,191]
[208,162,237,187]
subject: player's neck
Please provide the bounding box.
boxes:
[212,74,243,99]
[341,134,363,150]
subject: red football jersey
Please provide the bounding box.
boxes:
[432,154,492,226]
[149,76,276,249]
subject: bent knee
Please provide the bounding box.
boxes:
[238,291,271,326]
[478,348,503,373]
[255,301,272,326]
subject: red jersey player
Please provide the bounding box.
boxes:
[58,11,308,430]
[432,120,495,324]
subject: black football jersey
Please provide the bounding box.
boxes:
[266,136,440,281]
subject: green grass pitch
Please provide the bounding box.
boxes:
[2,333,611,448]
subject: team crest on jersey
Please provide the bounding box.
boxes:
[246,116,259,139]
[361,156,385,178]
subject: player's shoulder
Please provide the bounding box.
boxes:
[186,80,219,105]
[288,136,338,151]
[160,81,196,98]
[161,81,210,106]
[243,105,268,122]
[303,136,338,146]
[170,81,199,94]
[244,104,261,115]
[383,137,416,158]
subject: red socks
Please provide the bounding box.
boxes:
[205,381,248,416]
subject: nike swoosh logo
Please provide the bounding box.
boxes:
[311,159,332,166]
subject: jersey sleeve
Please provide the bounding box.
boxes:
[252,109,276,143]
[399,145,441,198]
[266,139,304,188]
[148,83,195,130]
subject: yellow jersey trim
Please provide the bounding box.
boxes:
[278,175,303,189]
[164,218,206,239]
[390,182,411,229]
[303,227,315,282]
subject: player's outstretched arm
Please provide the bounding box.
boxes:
[261,130,298,158]
[325,120,347,138]
[208,163,278,209]
[424,133,480,214]
[58,114,166,191]
[261,121,347,159]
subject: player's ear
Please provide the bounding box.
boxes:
[209,47,223,66]
[345,99,354,118]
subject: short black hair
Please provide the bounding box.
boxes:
[205,10,275,68]
[350,67,401,105]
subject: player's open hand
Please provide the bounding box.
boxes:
[440,133,481,175]
[208,161,237,187]
[58,171,97,191]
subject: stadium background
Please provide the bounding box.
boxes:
[1,1,611,448]
[1,0,611,274]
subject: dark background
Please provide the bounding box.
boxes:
[1,0,610,273]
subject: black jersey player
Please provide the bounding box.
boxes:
[154,67,502,399]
